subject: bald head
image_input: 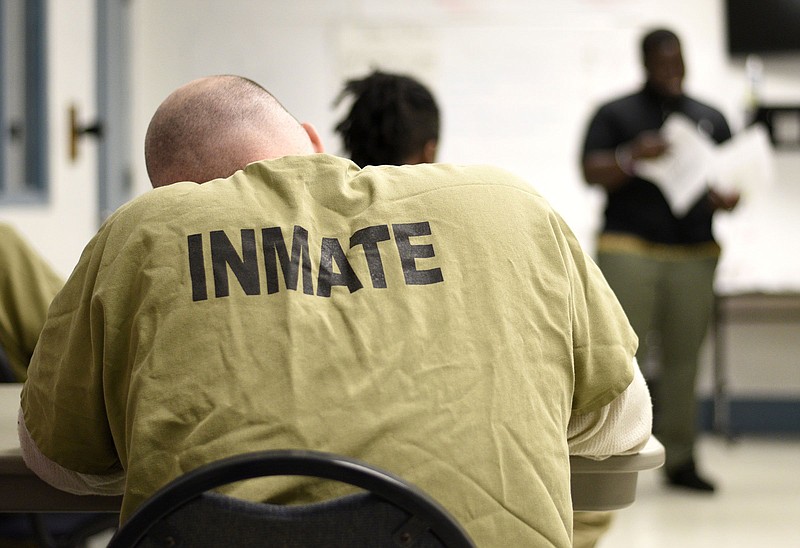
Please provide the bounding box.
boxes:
[145,75,323,187]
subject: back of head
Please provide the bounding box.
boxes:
[334,70,440,167]
[145,75,318,187]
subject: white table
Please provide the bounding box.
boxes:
[2,384,663,513]
[713,292,800,437]
[569,436,665,512]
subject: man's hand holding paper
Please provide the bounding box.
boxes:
[633,114,773,217]
[634,114,717,216]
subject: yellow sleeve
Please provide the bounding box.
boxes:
[0,224,63,381]
[557,216,638,413]
[21,221,122,475]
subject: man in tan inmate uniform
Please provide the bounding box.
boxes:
[20,75,651,547]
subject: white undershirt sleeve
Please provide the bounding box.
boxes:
[567,358,652,460]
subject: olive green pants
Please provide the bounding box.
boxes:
[597,251,717,472]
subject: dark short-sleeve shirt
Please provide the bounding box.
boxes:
[581,86,732,245]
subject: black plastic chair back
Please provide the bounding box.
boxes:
[108,449,475,548]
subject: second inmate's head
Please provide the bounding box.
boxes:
[334,70,440,167]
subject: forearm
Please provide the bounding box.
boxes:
[18,408,125,496]
[568,359,652,459]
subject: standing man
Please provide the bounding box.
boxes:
[581,28,739,492]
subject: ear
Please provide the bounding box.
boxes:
[421,139,438,163]
[301,122,325,153]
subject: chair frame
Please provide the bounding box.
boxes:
[109,449,475,548]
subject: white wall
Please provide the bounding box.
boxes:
[129,0,799,280]
[0,0,99,278]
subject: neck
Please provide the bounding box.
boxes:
[644,82,683,107]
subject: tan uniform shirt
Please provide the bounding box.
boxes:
[22,155,636,546]
[0,223,63,381]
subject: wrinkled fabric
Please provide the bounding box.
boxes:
[0,223,63,381]
[22,154,636,546]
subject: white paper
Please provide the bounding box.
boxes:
[633,114,774,216]
[711,123,774,197]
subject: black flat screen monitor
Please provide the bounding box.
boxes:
[726,0,800,54]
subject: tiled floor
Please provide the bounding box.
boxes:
[598,435,800,547]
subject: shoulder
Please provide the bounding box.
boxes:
[103,157,552,240]
[684,96,727,123]
[80,182,210,265]
[103,180,223,229]
[0,223,24,247]
[682,93,724,113]
[378,162,546,204]
[593,90,647,116]
[681,95,731,140]
[585,90,652,137]
[0,222,16,237]
[0,223,39,261]
[428,163,538,191]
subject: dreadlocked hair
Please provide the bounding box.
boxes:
[334,70,440,167]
